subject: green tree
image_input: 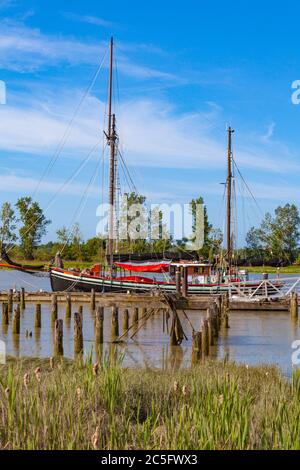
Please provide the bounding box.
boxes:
[69,223,83,260]
[82,236,106,261]
[0,202,17,249]
[118,192,147,253]
[189,196,224,258]
[16,197,51,259]
[246,204,300,263]
[56,226,69,248]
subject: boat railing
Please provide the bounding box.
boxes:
[227,276,299,300]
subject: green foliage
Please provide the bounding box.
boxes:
[16,197,51,259]
[0,202,17,248]
[246,204,300,263]
[189,197,223,258]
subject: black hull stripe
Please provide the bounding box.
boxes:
[50,270,281,295]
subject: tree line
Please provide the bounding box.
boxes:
[0,194,299,266]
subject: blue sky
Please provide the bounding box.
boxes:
[1,0,300,244]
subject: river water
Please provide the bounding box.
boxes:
[0,270,299,376]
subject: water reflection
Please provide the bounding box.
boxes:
[0,270,300,376]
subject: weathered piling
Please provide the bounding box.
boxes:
[132,307,139,325]
[51,293,58,322]
[65,294,71,318]
[201,319,209,356]
[90,289,95,311]
[74,312,83,355]
[35,303,41,328]
[175,269,181,294]
[7,289,13,314]
[140,307,147,317]
[21,287,25,310]
[290,292,298,319]
[212,304,220,337]
[182,267,188,297]
[95,306,104,344]
[2,303,9,325]
[192,330,202,362]
[12,305,20,334]
[54,319,64,356]
[224,308,230,328]
[206,309,214,346]
[123,308,129,332]
[111,306,119,339]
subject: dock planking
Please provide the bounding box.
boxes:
[0,289,290,311]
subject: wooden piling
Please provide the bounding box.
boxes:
[95,306,104,344]
[2,303,9,325]
[12,305,20,334]
[51,293,58,322]
[140,307,146,317]
[65,294,71,318]
[192,330,202,362]
[123,308,129,332]
[132,307,139,325]
[7,289,13,314]
[224,307,230,328]
[90,289,95,311]
[74,312,83,355]
[206,309,214,346]
[21,287,25,310]
[54,319,64,356]
[175,269,181,295]
[211,307,219,338]
[201,319,209,356]
[111,306,119,339]
[35,303,41,328]
[290,292,298,319]
[182,266,188,297]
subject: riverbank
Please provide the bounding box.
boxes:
[241,265,300,274]
[1,357,300,450]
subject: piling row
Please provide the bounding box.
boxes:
[191,296,227,363]
[1,287,230,362]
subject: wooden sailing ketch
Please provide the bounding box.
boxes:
[48,38,282,295]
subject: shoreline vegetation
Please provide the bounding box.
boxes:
[1,259,300,274]
[0,357,300,450]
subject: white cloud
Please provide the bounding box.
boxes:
[0,173,99,197]
[0,87,299,178]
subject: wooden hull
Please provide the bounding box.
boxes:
[50,268,282,296]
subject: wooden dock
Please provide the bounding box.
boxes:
[0,290,290,311]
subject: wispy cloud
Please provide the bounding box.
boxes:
[0,0,16,9]
[261,122,276,143]
[0,86,299,177]
[62,11,115,29]
[0,19,179,82]
[0,173,99,197]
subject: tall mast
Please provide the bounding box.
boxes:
[107,37,117,270]
[226,126,234,265]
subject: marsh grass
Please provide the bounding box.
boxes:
[0,356,300,450]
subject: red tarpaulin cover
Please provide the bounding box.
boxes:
[114,260,171,273]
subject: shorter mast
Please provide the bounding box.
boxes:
[226,126,234,266]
